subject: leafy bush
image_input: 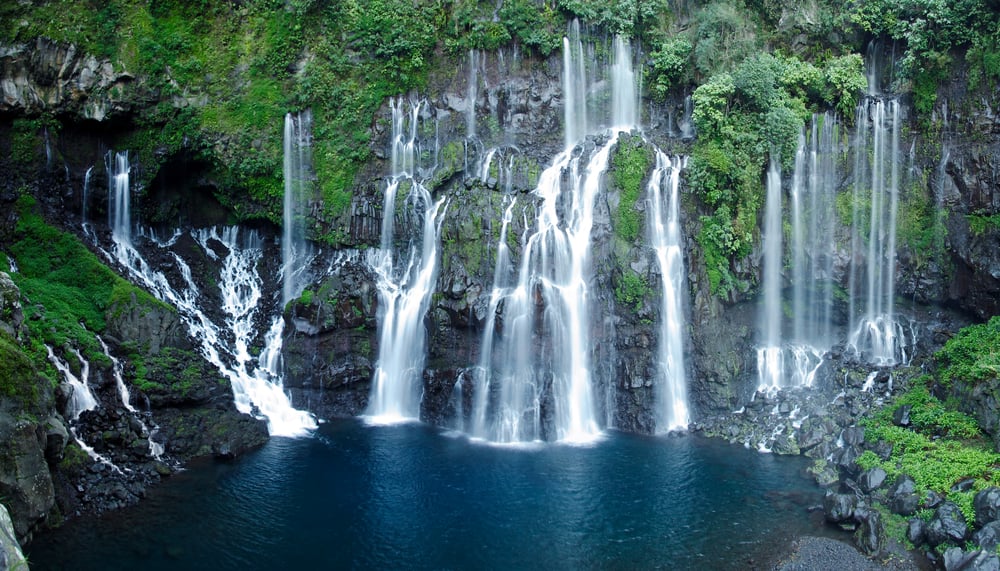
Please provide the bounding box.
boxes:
[936,316,1000,388]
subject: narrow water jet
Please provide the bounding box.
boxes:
[757,156,784,392]
[648,152,689,432]
[282,110,314,307]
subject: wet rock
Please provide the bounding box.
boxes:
[890,492,919,516]
[924,490,945,510]
[943,547,1000,571]
[859,467,887,493]
[927,502,969,547]
[974,521,1000,551]
[824,491,857,523]
[888,475,916,498]
[907,518,927,546]
[854,507,884,556]
[0,503,28,571]
[974,487,1000,526]
[841,426,865,446]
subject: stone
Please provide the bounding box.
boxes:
[841,426,865,446]
[975,487,1000,526]
[854,507,884,556]
[0,503,28,571]
[944,548,1000,571]
[890,493,919,516]
[893,404,912,426]
[823,491,856,523]
[907,518,926,546]
[888,475,916,498]
[927,502,969,547]
[859,467,887,493]
[924,490,944,510]
[974,521,1000,551]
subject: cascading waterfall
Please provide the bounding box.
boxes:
[82,165,94,236]
[46,346,97,420]
[471,31,638,443]
[96,335,164,458]
[757,157,785,391]
[469,197,518,439]
[108,150,131,254]
[282,110,314,307]
[467,49,479,139]
[757,114,840,392]
[366,98,448,423]
[102,151,314,436]
[846,95,907,365]
[648,152,689,432]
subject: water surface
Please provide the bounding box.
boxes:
[29,420,838,570]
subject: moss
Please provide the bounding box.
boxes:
[614,269,649,311]
[968,213,1000,236]
[0,331,40,406]
[611,136,652,243]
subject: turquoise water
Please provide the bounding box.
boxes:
[29,420,836,570]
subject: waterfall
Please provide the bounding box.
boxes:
[563,19,588,147]
[470,197,517,439]
[648,152,689,432]
[96,335,164,459]
[467,49,479,139]
[846,96,906,365]
[100,153,314,436]
[467,30,640,443]
[282,110,314,307]
[108,151,131,254]
[366,98,447,423]
[757,157,785,391]
[46,346,98,420]
[610,36,638,129]
[82,165,94,236]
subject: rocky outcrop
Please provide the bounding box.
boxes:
[0,503,28,571]
[0,38,137,121]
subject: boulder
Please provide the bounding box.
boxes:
[0,503,28,571]
[927,502,969,547]
[854,507,884,555]
[943,547,1000,571]
[890,492,919,516]
[859,467,887,493]
[907,518,926,546]
[823,491,857,523]
[974,521,1000,552]
[888,475,916,498]
[975,487,1000,527]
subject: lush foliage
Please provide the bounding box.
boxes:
[611,136,652,243]
[8,195,168,371]
[935,316,1000,388]
[688,52,865,297]
[615,269,649,311]
[860,381,1000,522]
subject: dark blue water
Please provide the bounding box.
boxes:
[29,420,837,570]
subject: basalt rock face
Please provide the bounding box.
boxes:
[0,38,140,121]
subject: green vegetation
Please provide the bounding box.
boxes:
[687,51,865,297]
[7,194,168,374]
[849,0,1000,115]
[859,380,1000,523]
[615,269,649,311]
[968,213,1000,236]
[935,316,1000,388]
[0,330,40,406]
[611,136,652,243]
